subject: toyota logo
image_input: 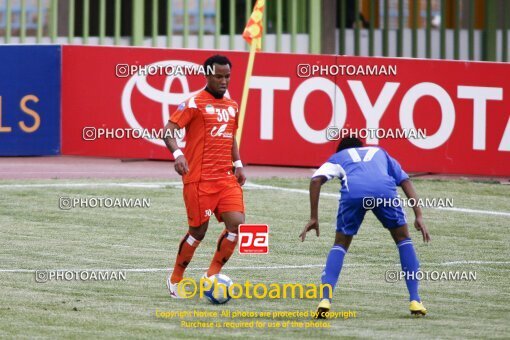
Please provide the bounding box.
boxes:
[121,60,202,147]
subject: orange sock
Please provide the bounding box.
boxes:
[207,230,238,277]
[170,233,201,284]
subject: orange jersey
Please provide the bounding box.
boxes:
[170,89,239,184]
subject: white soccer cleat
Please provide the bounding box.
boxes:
[166,276,183,299]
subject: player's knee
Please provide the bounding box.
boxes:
[225,223,240,234]
[189,230,206,241]
[334,232,352,249]
[223,212,244,232]
[392,236,408,244]
[189,231,205,241]
[389,225,409,243]
[188,224,208,241]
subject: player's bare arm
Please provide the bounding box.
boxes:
[401,179,431,243]
[163,121,189,175]
[300,176,326,242]
[231,137,246,186]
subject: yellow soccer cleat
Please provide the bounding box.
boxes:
[409,300,427,316]
[315,299,331,319]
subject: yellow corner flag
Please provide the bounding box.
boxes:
[242,0,265,51]
[237,0,265,147]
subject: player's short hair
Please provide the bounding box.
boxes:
[336,137,363,152]
[203,55,232,74]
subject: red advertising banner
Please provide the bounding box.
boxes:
[62,46,510,176]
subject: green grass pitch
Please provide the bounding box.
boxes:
[0,178,509,338]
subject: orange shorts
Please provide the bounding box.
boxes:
[183,178,245,227]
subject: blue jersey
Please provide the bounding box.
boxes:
[313,146,409,199]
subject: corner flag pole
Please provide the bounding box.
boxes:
[236,38,258,148]
[237,0,264,149]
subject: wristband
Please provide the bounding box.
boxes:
[173,149,184,159]
[233,160,243,168]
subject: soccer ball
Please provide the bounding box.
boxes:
[203,274,233,304]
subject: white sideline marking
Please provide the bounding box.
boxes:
[245,183,510,217]
[441,260,510,266]
[434,206,510,217]
[1,261,509,273]
[0,181,509,217]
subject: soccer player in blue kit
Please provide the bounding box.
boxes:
[300,137,431,318]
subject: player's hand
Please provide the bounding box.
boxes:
[174,155,189,176]
[235,167,246,186]
[299,218,319,242]
[414,216,431,243]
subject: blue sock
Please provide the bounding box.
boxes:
[321,244,347,301]
[397,238,421,302]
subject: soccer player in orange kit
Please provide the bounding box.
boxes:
[162,55,246,298]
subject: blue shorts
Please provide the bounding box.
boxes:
[336,197,407,236]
